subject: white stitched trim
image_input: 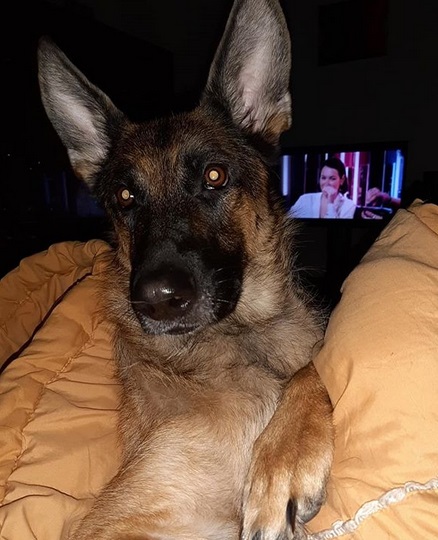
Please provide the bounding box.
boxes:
[308,477,438,539]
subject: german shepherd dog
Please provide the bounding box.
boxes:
[37,0,333,538]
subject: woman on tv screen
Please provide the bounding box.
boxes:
[289,157,356,219]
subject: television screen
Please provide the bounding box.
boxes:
[279,143,407,220]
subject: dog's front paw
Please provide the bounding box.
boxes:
[241,363,334,540]
[241,446,327,540]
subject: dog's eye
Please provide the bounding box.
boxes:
[203,165,228,189]
[116,186,135,208]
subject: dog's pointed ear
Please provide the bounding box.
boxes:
[37,36,125,184]
[202,0,291,147]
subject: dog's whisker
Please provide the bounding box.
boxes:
[213,266,238,275]
[214,298,235,306]
[213,278,236,286]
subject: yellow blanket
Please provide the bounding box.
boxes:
[1,202,437,539]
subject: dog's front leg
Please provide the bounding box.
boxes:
[241,362,334,540]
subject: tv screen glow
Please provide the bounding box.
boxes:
[280,144,406,220]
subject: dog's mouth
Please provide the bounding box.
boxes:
[130,264,242,336]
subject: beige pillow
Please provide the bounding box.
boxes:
[308,201,438,539]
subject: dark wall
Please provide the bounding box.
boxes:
[281,0,438,187]
[2,0,437,306]
[275,0,438,305]
[0,1,174,277]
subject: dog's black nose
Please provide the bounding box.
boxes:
[131,267,197,321]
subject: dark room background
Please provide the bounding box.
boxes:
[2,0,438,305]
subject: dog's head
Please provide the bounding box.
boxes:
[37,0,292,335]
